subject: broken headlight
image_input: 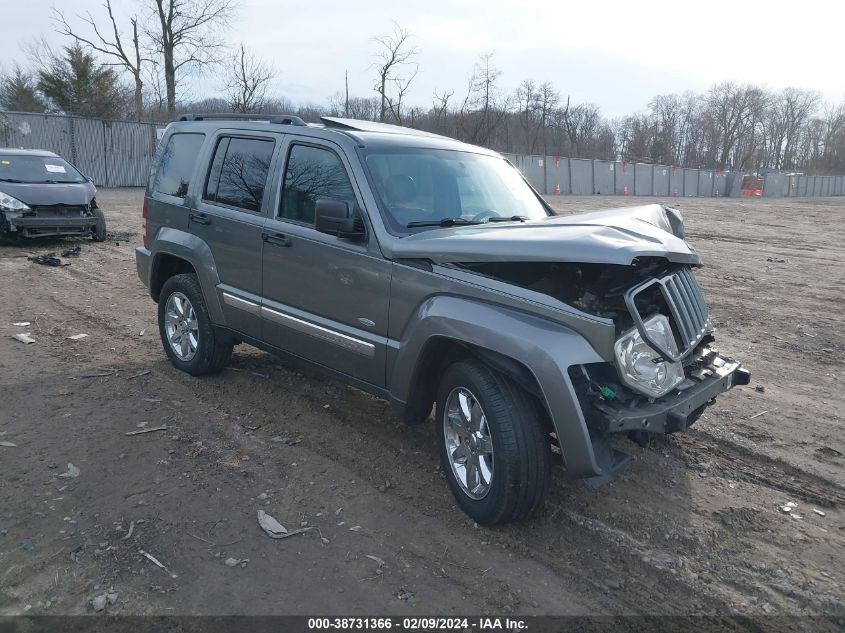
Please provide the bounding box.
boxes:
[0,191,30,212]
[613,314,684,398]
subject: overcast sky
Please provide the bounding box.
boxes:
[5,0,843,117]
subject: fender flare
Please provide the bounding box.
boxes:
[149,228,225,324]
[388,295,607,477]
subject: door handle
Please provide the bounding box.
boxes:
[189,212,211,225]
[262,232,291,247]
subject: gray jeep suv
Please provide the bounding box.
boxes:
[136,113,749,524]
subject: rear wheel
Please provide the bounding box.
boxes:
[436,359,550,525]
[91,207,107,242]
[157,273,232,375]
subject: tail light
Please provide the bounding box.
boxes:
[142,199,149,249]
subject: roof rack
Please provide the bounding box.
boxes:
[177,113,307,126]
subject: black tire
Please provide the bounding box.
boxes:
[91,207,107,242]
[436,359,550,525]
[157,273,232,375]
[0,215,14,245]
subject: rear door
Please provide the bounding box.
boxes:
[260,138,391,387]
[189,130,282,339]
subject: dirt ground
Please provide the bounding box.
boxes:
[0,189,843,617]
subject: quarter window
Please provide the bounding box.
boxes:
[204,136,275,213]
[154,133,205,198]
[280,145,356,224]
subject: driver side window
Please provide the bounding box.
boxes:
[279,144,356,225]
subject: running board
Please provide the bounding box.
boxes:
[583,433,631,489]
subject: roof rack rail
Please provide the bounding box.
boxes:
[177,113,307,126]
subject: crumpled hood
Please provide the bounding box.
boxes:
[0,181,96,207]
[391,204,699,266]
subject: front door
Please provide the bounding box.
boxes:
[260,138,391,387]
[189,130,281,339]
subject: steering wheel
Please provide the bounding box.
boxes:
[470,210,499,222]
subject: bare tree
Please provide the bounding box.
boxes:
[432,89,454,130]
[53,1,146,120]
[146,0,236,118]
[706,82,769,169]
[224,44,275,113]
[459,52,507,146]
[372,23,419,123]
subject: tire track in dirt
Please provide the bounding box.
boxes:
[675,431,845,507]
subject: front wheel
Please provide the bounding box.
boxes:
[436,359,550,525]
[91,207,107,242]
[157,273,232,375]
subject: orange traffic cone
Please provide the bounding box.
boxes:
[554,184,561,195]
[623,185,629,196]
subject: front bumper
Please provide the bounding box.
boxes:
[590,348,750,434]
[5,212,98,238]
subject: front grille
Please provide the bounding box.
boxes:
[30,205,88,217]
[663,267,710,348]
[624,266,711,361]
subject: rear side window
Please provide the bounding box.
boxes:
[280,144,356,224]
[204,136,275,213]
[154,133,205,198]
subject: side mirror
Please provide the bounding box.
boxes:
[315,198,364,240]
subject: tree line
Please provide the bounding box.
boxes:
[1,3,843,175]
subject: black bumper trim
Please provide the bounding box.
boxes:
[592,354,750,435]
[11,216,97,229]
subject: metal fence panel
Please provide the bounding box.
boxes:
[714,171,728,197]
[669,167,683,196]
[653,165,670,196]
[837,175,844,195]
[545,155,570,194]
[1,110,157,187]
[107,121,156,187]
[763,172,790,197]
[683,169,699,196]
[634,163,653,196]
[698,170,714,197]
[1,112,74,160]
[569,159,593,195]
[615,162,635,195]
[593,160,615,195]
[72,117,108,185]
[521,155,544,192]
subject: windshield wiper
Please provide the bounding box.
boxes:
[486,215,529,223]
[406,217,483,228]
[0,178,24,183]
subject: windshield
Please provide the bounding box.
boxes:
[0,154,86,184]
[363,149,549,232]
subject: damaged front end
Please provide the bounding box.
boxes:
[459,256,749,429]
[448,212,749,483]
[0,196,101,240]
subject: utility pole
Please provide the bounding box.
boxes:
[345,70,349,118]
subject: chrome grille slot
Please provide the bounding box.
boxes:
[661,268,707,347]
[624,266,711,362]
